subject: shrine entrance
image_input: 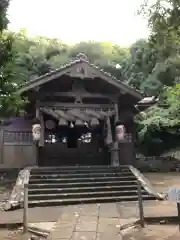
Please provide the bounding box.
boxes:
[17,53,142,167]
[38,115,110,166]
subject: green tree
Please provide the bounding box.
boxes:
[0,2,27,117]
[135,84,180,155]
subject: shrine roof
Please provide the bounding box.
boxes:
[17,53,143,100]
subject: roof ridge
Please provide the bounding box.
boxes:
[18,53,144,98]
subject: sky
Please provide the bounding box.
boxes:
[8,0,150,46]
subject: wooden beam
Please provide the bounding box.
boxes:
[38,91,117,100]
[39,102,115,110]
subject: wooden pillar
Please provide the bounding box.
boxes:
[39,111,45,147]
[35,100,40,120]
[111,103,119,166]
[0,127,4,164]
[35,100,40,165]
[129,116,136,166]
[105,117,113,145]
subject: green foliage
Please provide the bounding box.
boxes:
[0,0,9,32]
[0,2,28,117]
[131,0,180,155]
[135,84,180,154]
[0,32,28,117]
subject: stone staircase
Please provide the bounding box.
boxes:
[27,165,161,207]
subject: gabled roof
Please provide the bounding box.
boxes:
[17,53,143,100]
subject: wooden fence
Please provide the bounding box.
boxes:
[0,128,36,168]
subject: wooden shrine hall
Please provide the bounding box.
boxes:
[0,53,147,168]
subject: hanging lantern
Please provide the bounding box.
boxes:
[116,124,126,142]
[90,118,99,127]
[75,119,84,126]
[32,123,41,141]
[59,118,68,126]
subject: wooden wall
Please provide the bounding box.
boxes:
[0,128,36,169]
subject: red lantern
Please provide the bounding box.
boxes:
[116,125,125,141]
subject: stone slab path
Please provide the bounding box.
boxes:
[47,203,137,240]
[0,206,62,224]
[0,200,178,226]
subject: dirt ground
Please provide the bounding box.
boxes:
[123,224,180,240]
[0,229,28,240]
[0,229,45,240]
[144,172,180,193]
[124,172,180,239]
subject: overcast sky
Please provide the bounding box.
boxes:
[8,0,150,45]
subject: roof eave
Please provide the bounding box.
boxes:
[17,59,143,100]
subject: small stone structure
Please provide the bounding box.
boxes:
[4,166,34,210]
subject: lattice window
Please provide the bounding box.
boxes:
[4,131,32,143]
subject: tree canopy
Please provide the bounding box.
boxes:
[134,0,180,155]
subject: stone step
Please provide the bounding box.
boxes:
[28,190,148,201]
[31,166,130,174]
[29,175,136,184]
[28,185,141,194]
[25,165,160,208]
[30,171,133,179]
[32,165,129,170]
[28,195,156,208]
[28,180,137,189]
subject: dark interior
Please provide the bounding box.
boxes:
[38,116,110,166]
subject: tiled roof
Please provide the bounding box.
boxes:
[18,53,144,98]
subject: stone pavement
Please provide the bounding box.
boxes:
[0,206,62,224]
[0,200,178,226]
[47,203,137,240]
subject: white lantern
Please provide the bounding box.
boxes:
[32,124,41,141]
[116,125,126,141]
